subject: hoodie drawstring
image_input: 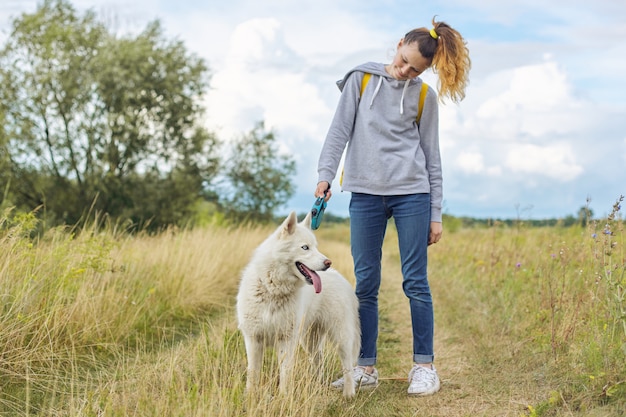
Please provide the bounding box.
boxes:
[367,75,412,116]
[400,80,410,115]
[369,76,383,108]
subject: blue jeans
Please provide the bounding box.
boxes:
[349,193,434,366]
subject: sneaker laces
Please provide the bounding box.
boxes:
[332,366,376,387]
[409,365,437,387]
[353,366,366,380]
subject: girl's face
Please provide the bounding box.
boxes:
[386,39,431,81]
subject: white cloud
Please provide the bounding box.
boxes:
[472,57,588,141]
[455,151,502,177]
[456,151,484,173]
[204,18,332,142]
[444,52,594,189]
[505,142,583,181]
[227,18,287,65]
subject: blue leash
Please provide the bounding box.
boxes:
[310,190,328,230]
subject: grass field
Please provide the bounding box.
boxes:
[0,199,624,416]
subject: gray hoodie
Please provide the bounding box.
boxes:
[317,62,442,222]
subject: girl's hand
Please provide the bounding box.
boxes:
[428,221,443,245]
[315,181,332,201]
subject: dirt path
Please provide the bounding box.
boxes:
[356,238,545,417]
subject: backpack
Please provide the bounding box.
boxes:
[339,73,429,186]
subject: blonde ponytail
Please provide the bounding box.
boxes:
[403,17,471,103]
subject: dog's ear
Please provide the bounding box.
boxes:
[302,210,313,229]
[280,211,299,237]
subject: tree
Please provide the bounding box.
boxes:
[221,122,296,222]
[577,205,593,227]
[0,0,219,229]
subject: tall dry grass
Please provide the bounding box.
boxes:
[0,201,624,416]
[0,210,266,414]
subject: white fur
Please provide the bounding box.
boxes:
[236,211,360,398]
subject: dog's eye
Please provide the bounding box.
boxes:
[301,245,309,250]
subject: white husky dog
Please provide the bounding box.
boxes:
[236,211,360,398]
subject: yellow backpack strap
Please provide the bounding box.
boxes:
[417,82,428,125]
[360,73,371,97]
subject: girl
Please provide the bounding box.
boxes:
[315,17,470,396]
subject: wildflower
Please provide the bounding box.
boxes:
[551,253,556,259]
[591,233,597,239]
[516,262,521,268]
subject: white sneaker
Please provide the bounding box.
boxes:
[331,366,379,389]
[407,364,440,396]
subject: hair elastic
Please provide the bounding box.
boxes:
[429,28,438,39]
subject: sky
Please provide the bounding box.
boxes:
[1,0,625,220]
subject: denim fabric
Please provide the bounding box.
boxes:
[349,193,434,366]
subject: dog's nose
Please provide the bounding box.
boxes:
[324,259,332,269]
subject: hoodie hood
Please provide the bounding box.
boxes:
[336,62,389,91]
[337,62,417,115]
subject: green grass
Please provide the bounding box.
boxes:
[0,199,624,416]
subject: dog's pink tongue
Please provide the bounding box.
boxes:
[311,271,322,293]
